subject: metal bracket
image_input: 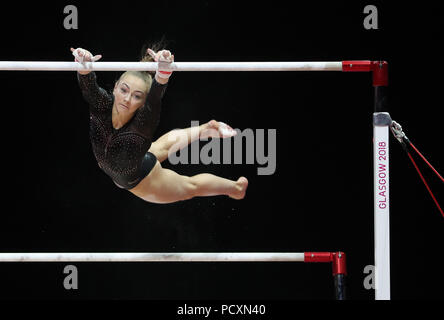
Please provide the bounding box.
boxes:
[390,120,408,144]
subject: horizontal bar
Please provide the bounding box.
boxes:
[0,61,343,72]
[0,252,305,262]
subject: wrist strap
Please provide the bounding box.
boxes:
[156,70,172,79]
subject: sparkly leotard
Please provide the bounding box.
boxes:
[77,72,167,189]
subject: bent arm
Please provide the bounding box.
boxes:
[133,78,168,139]
[77,72,112,113]
[147,77,168,106]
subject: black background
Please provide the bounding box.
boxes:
[0,0,442,301]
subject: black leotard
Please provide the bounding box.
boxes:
[77,72,167,189]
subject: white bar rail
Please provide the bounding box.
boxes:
[0,61,343,72]
[0,252,305,262]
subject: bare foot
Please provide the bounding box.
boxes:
[200,120,237,139]
[229,177,249,200]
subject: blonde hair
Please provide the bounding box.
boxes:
[118,51,155,93]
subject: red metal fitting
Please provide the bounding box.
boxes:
[304,252,333,263]
[342,60,372,72]
[342,60,388,87]
[371,60,388,87]
[332,252,347,275]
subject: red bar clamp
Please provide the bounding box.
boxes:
[371,61,388,86]
[304,252,347,275]
[332,251,347,276]
[342,60,388,87]
[342,60,372,72]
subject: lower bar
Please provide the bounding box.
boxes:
[0,252,305,262]
[0,252,346,299]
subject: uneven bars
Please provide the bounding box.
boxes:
[0,61,345,71]
[0,59,388,300]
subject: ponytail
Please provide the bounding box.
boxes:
[117,39,169,92]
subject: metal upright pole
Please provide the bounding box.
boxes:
[372,61,391,300]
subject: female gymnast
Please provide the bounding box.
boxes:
[71,46,248,204]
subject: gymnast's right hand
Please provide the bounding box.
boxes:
[70,47,102,75]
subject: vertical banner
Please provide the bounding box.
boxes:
[373,112,392,300]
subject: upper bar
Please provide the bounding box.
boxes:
[0,252,305,262]
[0,61,344,72]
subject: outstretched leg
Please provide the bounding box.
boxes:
[129,161,248,204]
[149,120,236,163]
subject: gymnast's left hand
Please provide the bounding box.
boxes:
[147,49,174,81]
